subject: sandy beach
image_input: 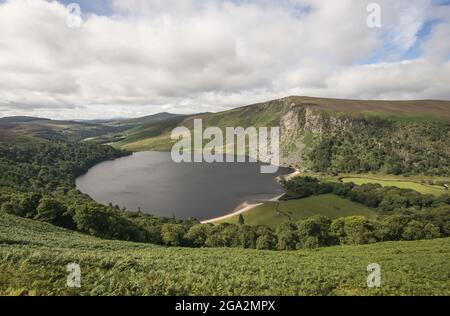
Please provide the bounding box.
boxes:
[201,168,299,224]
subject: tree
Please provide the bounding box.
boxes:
[74,204,112,237]
[238,214,245,225]
[343,217,376,245]
[161,224,187,246]
[402,220,441,241]
[276,223,297,250]
[376,215,409,241]
[256,227,276,250]
[35,196,73,228]
[423,223,441,240]
[296,236,319,249]
[296,215,334,248]
[331,216,376,245]
[221,224,242,247]
[19,192,41,218]
[185,224,211,247]
[240,225,257,249]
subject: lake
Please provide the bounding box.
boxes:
[76,151,292,220]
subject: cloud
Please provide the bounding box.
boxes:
[0,0,448,119]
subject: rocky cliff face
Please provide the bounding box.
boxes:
[278,97,358,169]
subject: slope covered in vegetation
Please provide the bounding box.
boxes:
[218,194,377,228]
[1,213,449,296]
[103,96,450,177]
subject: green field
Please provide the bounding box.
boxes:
[1,213,449,296]
[341,177,447,196]
[217,194,377,228]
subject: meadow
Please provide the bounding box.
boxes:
[0,213,448,296]
[216,194,376,228]
[341,177,447,196]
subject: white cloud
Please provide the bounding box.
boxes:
[0,0,448,119]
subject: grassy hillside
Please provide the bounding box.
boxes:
[341,177,447,196]
[0,213,448,296]
[0,116,119,143]
[283,96,450,121]
[114,97,450,152]
[106,96,450,177]
[0,113,186,144]
[114,116,189,151]
[116,100,285,151]
[218,194,377,228]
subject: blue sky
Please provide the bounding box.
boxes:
[58,0,113,15]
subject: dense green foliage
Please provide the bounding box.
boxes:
[0,142,193,244]
[283,177,450,213]
[307,119,450,176]
[0,140,448,252]
[1,213,449,296]
[0,142,128,191]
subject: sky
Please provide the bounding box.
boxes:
[0,0,449,119]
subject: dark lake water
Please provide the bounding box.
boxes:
[76,151,291,220]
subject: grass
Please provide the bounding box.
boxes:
[0,213,449,296]
[114,100,284,152]
[286,96,450,122]
[341,177,448,196]
[217,194,377,229]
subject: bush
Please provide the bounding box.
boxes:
[276,223,298,250]
[161,224,187,246]
[296,215,334,247]
[331,216,377,245]
[35,197,73,229]
[185,224,211,247]
[256,227,277,250]
[402,220,441,241]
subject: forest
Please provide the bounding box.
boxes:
[0,141,448,251]
[307,120,450,176]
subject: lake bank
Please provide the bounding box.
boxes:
[201,169,300,224]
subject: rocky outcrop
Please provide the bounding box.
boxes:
[277,97,361,169]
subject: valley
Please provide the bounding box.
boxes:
[1,96,449,296]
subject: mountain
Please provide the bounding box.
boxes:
[1,97,449,176]
[113,96,450,176]
[83,112,184,126]
[0,116,100,142]
[0,112,187,143]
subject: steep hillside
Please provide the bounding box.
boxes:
[1,213,449,296]
[113,96,450,176]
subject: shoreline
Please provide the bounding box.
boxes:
[201,168,300,224]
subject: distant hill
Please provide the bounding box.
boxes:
[0,116,52,123]
[85,112,184,126]
[277,96,450,121]
[0,112,187,143]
